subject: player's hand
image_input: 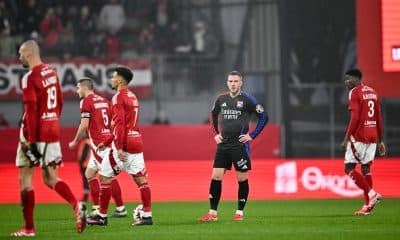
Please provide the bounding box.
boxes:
[68,140,77,149]
[117,149,127,161]
[239,134,253,143]
[214,134,223,144]
[24,143,41,167]
[29,143,42,159]
[378,141,386,156]
[340,138,349,152]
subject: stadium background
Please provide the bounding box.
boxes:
[0,0,399,204]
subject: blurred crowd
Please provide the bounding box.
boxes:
[0,0,217,60]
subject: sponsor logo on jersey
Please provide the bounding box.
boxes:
[221,102,227,107]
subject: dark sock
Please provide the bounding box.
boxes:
[238,180,249,211]
[209,179,221,211]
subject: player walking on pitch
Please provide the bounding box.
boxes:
[87,67,153,226]
[10,40,86,237]
[341,68,386,215]
[68,77,127,218]
[199,71,268,222]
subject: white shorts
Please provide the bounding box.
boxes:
[87,150,101,172]
[16,141,62,168]
[98,147,147,178]
[344,137,377,165]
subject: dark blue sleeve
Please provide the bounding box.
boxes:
[243,93,268,139]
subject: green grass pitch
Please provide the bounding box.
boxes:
[1,199,399,240]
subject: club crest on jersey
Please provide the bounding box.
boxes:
[236,101,243,108]
[256,104,264,113]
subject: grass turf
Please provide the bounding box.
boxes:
[1,199,399,240]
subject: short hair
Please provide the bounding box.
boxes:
[345,68,362,80]
[114,67,133,84]
[21,39,40,55]
[228,70,243,80]
[77,77,94,90]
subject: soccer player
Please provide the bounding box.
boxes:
[10,40,86,237]
[68,78,127,218]
[340,68,386,215]
[87,67,153,226]
[199,71,268,222]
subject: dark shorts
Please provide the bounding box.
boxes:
[213,142,251,172]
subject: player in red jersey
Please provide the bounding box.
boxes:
[10,40,86,237]
[68,78,127,218]
[340,68,387,216]
[87,67,152,226]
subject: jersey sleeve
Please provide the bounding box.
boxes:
[210,97,220,135]
[80,98,91,118]
[248,99,268,139]
[112,94,126,150]
[345,89,360,138]
[22,73,38,143]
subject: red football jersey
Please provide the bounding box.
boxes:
[21,63,63,142]
[80,93,112,146]
[111,88,143,153]
[346,84,383,143]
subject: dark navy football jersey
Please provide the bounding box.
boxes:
[210,92,268,141]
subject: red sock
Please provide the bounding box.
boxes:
[21,189,35,230]
[349,170,371,204]
[54,181,78,210]
[99,182,112,215]
[139,183,151,212]
[111,179,124,207]
[88,177,100,205]
[363,174,373,205]
[364,174,373,188]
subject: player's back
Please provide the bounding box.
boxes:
[22,63,63,142]
[350,85,381,143]
[82,94,112,146]
[112,89,143,153]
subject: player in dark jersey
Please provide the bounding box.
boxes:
[341,69,386,216]
[10,40,86,237]
[199,71,268,222]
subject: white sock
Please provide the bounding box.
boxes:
[209,209,217,215]
[116,205,125,211]
[142,211,152,218]
[235,210,243,216]
[368,189,376,198]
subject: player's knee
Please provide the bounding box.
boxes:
[344,163,356,175]
[361,164,371,175]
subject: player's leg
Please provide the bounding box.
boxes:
[110,177,127,217]
[125,152,152,225]
[362,144,381,211]
[85,166,100,216]
[40,142,86,232]
[132,175,153,225]
[199,145,229,221]
[345,141,377,215]
[10,139,37,237]
[10,165,36,237]
[87,148,117,226]
[232,143,251,221]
